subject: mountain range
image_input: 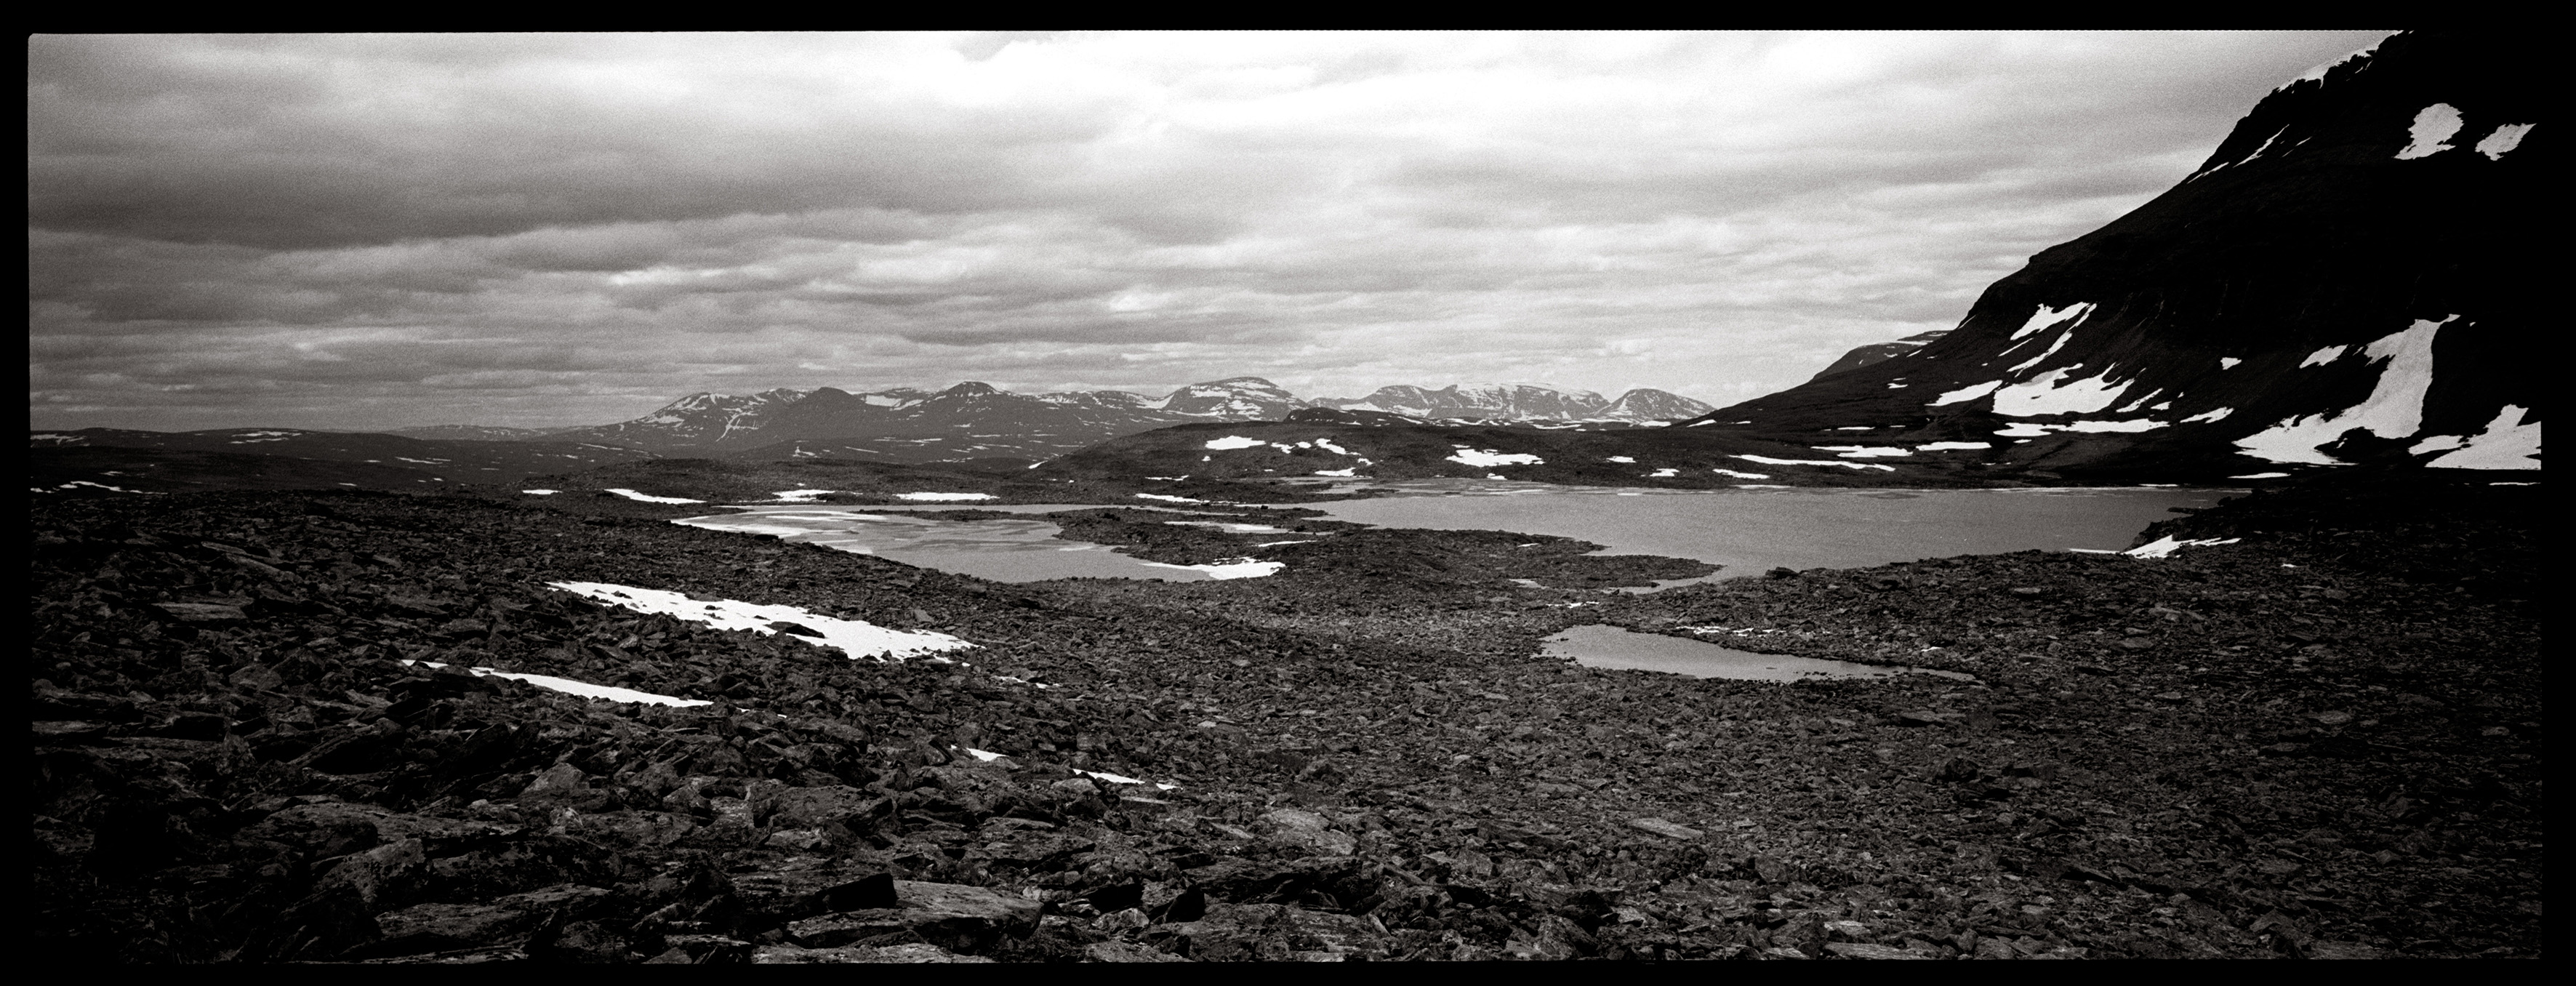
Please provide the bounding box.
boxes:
[388,377,1713,464]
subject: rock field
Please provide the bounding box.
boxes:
[29,474,2540,961]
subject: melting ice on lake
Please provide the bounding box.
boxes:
[1543,625,1975,683]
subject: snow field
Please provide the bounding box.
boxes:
[2236,317,2452,464]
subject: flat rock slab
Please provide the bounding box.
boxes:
[755,943,993,963]
[1627,817,1704,839]
[784,880,1039,950]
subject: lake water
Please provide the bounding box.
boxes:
[677,483,2232,585]
[1302,480,2233,580]
[1541,625,1978,683]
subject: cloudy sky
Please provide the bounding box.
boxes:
[29,31,2391,430]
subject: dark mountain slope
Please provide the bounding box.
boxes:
[1690,31,2542,481]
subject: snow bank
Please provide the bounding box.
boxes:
[1913,441,1991,452]
[895,492,996,502]
[399,659,712,708]
[2124,536,2242,559]
[1991,365,2132,417]
[604,488,705,504]
[1204,436,1267,450]
[2423,404,2541,470]
[2476,123,2535,160]
[1734,454,1895,473]
[548,582,975,662]
[771,489,838,502]
[2396,103,2464,159]
[1812,446,1913,458]
[1139,558,1284,580]
[1447,448,1544,468]
[1312,468,1357,477]
[2236,316,2451,464]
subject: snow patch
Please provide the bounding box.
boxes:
[2230,473,2292,479]
[2423,404,2541,471]
[1136,494,1206,504]
[1312,438,1353,456]
[2395,104,2465,159]
[2010,302,2095,340]
[1734,454,1895,473]
[2236,317,2451,464]
[400,660,711,708]
[1446,449,1544,468]
[1312,468,1357,477]
[1605,456,1636,464]
[2007,327,2077,374]
[1812,446,1913,458]
[1071,767,1179,791]
[1647,468,1679,478]
[55,480,156,494]
[1710,468,1771,479]
[2220,357,2243,369]
[603,488,705,504]
[2124,537,2242,559]
[1913,441,1991,452]
[770,489,838,502]
[550,582,976,662]
[2475,123,2535,160]
[1929,380,2002,406]
[1139,558,1284,580]
[521,489,560,495]
[1203,436,1267,450]
[1991,366,2132,417]
[2300,345,2348,367]
[895,492,995,502]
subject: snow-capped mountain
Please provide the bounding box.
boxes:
[1149,377,1310,420]
[1809,330,1951,381]
[1685,31,2542,478]
[1319,383,1711,423]
[555,388,812,450]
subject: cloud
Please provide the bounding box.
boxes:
[28,31,2391,430]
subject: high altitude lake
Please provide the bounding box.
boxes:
[675,482,2231,585]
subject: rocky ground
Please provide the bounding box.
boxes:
[30,473,2540,962]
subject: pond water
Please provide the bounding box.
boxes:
[1541,625,1978,683]
[1305,480,2233,579]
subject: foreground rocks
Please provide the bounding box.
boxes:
[28,477,2541,961]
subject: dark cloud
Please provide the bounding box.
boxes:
[28,31,2391,429]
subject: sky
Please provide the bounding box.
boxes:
[28,30,2393,431]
